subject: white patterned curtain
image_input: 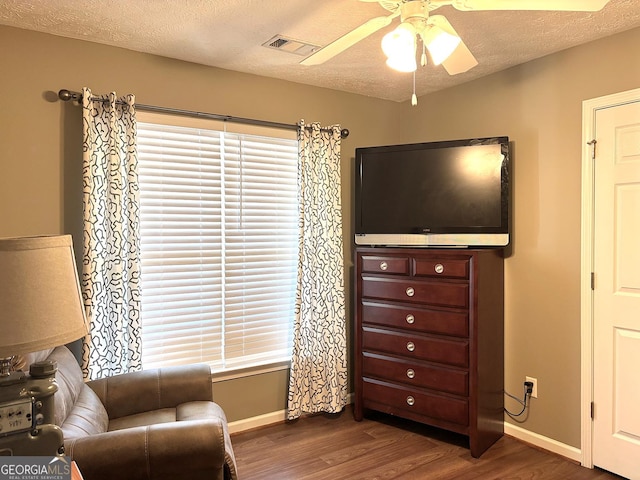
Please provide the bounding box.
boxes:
[287,121,347,420]
[81,87,141,380]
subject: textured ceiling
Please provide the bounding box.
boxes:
[1,0,639,102]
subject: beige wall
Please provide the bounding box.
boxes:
[2,23,639,449]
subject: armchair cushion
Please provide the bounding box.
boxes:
[51,347,109,438]
[60,384,109,439]
[87,363,213,419]
[108,401,222,431]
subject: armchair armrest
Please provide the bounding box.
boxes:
[87,364,213,419]
[66,420,227,480]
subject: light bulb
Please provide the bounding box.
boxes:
[385,55,417,73]
[381,22,417,72]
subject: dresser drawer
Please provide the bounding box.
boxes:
[363,378,469,426]
[363,352,468,396]
[361,276,469,308]
[413,258,469,279]
[361,255,409,275]
[362,327,469,368]
[362,301,468,337]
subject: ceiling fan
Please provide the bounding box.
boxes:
[301,0,611,104]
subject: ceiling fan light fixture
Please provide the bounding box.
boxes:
[422,25,461,65]
[381,22,417,72]
[385,54,417,73]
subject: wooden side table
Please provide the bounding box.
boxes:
[71,461,84,480]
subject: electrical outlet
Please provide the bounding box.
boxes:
[526,376,538,398]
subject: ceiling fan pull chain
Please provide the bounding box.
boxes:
[411,71,418,106]
[421,41,428,67]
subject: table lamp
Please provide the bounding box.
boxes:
[0,235,89,456]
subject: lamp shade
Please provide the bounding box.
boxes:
[0,235,88,358]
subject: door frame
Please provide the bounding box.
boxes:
[580,87,640,468]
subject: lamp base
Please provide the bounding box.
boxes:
[0,356,26,386]
[0,356,13,377]
[0,359,63,457]
[0,424,65,457]
[0,370,27,387]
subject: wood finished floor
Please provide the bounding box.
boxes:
[231,408,624,480]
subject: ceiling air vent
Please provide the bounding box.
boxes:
[262,35,319,56]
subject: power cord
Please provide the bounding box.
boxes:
[504,381,534,417]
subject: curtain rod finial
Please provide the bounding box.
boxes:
[341,128,349,139]
[58,89,79,102]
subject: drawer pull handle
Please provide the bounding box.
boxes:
[406,369,415,379]
[405,287,415,297]
[435,263,444,274]
[406,342,415,352]
[406,396,415,406]
[379,261,388,271]
[405,314,415,324]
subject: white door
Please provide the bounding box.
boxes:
[592,98,640,480]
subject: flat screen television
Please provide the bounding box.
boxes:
[355,136,510,247]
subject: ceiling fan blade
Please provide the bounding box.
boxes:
[428,15,478,75]
[301,12,399,66]
[441,40,478,75]
[359,0,402,12]
[451,0,610,11]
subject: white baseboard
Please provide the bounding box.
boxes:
[228,394,355,435]
[228,409,286,434]
[504,422,582,463]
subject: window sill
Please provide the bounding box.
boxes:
[210,360,291,383]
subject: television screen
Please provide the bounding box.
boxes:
[355,137,510,247]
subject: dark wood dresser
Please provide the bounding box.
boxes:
[354,246,504,458]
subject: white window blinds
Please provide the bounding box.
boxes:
[137,114,298,372]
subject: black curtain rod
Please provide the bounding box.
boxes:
[58,89,349,139]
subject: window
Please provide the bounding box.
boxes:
[137,112,298,373]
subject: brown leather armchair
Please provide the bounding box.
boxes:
[43,346,237,480]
